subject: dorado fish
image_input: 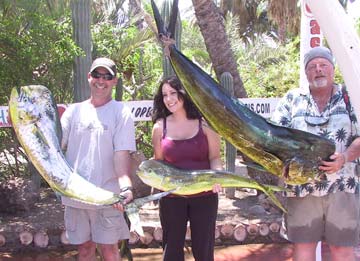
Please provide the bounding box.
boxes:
[138,159,288,212]
[150,0,335,185]
[9,85,173,235]
[9,85,128,205]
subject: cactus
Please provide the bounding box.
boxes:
[220,72,236,172]
[115,76,123,101]
[220,72,236,198]
[161,0,182,78]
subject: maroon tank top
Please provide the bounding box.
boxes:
[161,118,213,197]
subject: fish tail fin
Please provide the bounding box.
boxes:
[151,0,179,40]
[167,0,179,39]
[126,205,144,237]
[124,190,173,237]
[259,185,287,213]
[151,0,168,37]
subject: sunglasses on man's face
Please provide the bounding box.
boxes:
[91,71,115,81]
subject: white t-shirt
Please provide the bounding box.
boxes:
[61,99,136,209]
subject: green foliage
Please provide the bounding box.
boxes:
[237,37,300,98]
[181,20,211,72]
[0,3,82,105]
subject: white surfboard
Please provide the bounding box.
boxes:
[305,0,360,118]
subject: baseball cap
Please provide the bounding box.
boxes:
[304,46,334,68]
[90,57,117,76]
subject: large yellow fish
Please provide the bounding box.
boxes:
[9,85,126,205]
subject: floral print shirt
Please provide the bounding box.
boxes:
[271,84,359,197]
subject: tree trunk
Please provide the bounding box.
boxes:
[71,0,92,102]
[192,0,247,98]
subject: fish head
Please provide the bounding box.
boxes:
[285,157,320,185]
[137,159,170,187]
[9,85,55,127]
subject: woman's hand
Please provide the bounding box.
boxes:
[212,183,223,193]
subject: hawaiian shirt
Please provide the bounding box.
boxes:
[271,84,359,197]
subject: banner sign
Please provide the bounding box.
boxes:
[299,0,323,90]
[0,98,280,127]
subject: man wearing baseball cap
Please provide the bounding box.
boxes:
[272,46,360,261]
[61,57,136,260]
[90,57,117,76]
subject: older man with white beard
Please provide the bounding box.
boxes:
[272,46,360,261]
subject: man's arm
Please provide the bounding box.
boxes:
[113,150,133,207]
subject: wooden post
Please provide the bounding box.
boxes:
[269,222,280,233]
[34,231,49,248]
[153,227,163,242]
[233,224,247,242]
[259,223,270,236]
[129,231,140,245]
[220,223,234,239]
[60,230,70,245]
[19,231,33,246]
[247,224,259,236]
[140,231,153,245]
[0,234,5,246]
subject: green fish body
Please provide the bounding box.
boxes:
[138,159,288,212]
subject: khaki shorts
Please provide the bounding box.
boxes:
[283,192,360,247]
[64,206,130,245]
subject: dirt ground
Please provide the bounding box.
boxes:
[0,187,283,235]
[1,189,360,260]
[0,187,287,260]
[0,243,294,260]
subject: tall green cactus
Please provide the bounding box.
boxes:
[220,72,236,198]
[161,0,182,78]
[115,76,123,101]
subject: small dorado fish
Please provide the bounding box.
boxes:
[138,159,289,212]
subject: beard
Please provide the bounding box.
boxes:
[310,78,328,88]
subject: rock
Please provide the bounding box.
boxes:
[248,205,266,215]
[0,177,39,214]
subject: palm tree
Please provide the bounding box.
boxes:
[267,0,299,43]
[220,0,300,44]
[191,0,247,98]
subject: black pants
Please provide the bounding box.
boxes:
[159,193,218,261]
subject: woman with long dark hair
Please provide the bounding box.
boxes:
[152,75,222,261]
